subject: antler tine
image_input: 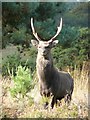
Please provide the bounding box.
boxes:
[31,18,41,41]
[49,18,62,42]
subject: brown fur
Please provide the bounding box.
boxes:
[31,40,74,108]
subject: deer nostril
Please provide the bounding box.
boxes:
[39,46,41,48]
[43,50,46,54]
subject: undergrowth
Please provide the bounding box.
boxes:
[2,61,89,118]
[9,65,33,98]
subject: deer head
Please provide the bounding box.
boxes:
[31,18,62,56]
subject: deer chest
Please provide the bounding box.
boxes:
[37,58,53,80]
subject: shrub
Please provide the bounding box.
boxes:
[10,65,33,98]
[2,54,21,76]
[2,47,37,76]
[10,26,26,45]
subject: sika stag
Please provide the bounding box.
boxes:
[31,18,74,108]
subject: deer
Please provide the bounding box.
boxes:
[31,18,74,109]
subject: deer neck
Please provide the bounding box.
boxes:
[36,52,53,70]
[36,52,54,82]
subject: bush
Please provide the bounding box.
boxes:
[10,65,33,98]
[52,27,89,69]
[52,46,78,69]
[58,26,79,48]
[2,47,37,76]
[2,54,21,76]
[10,26,26,45]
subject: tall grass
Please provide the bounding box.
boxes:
[67,61,89,118]
[68,61,89,103]
[2,61,89,118]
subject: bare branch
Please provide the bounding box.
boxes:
[31,18,41,41]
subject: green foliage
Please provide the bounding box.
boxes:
[52,27,89,69]
[2,2,89,71]
[20,47,37,72]
[35,3,56,21]
[2,3,39,48]
[59,26,79,48]
[2,54,21,76]
[10,26,26,45]
[74,27,89,65]
[2,34,9,49]
[10,65,33,98]
[2,46,37,76]
[2,2,88,48]
[34,18,55,39]
[52,46,78,69]
[63,3,88,27]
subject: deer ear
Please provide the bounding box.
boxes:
[52,40,58,47]
[31,40,39,47]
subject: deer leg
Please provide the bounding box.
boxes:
[51,96,56,109]
[65,94,72,105]
[67,94,72,104]
[44,101,49,109]
[55,99,62,107]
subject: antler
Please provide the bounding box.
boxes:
[49,18,62,42]
[31,18,41,41]
[31,17,62,42]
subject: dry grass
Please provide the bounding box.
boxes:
[70,61,89,103]
[70,61,89,118]
[1,60,90,119]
